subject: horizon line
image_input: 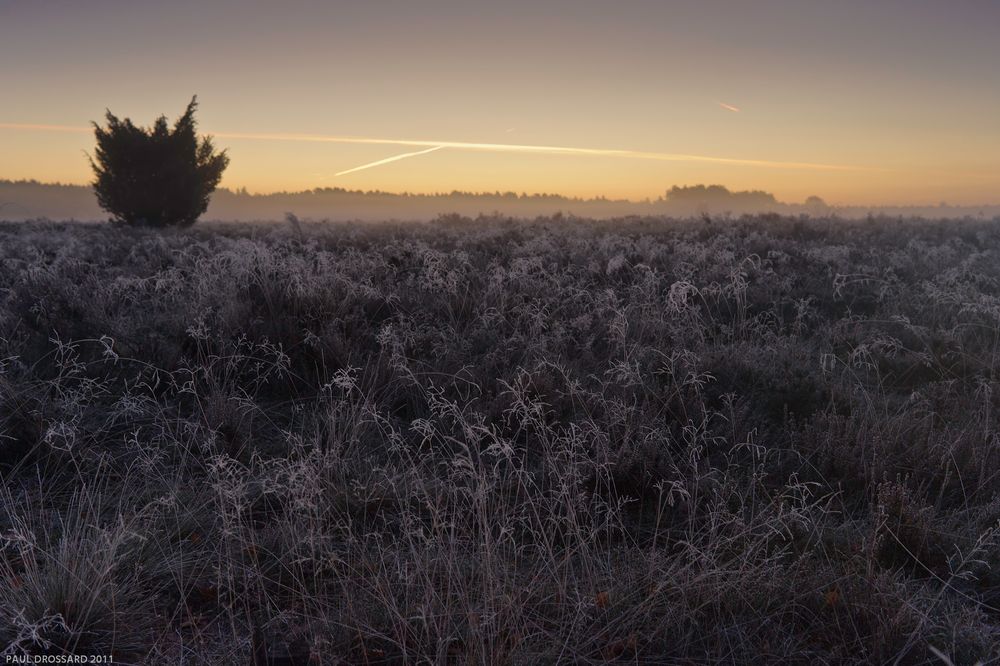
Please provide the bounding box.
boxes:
[4,178,1000,209]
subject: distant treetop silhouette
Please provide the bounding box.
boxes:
[90,96,229,227]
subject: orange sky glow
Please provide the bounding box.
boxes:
[1,1,998,205]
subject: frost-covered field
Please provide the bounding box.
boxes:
[2,215,1000,663]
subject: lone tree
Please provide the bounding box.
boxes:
[90,96,229,227]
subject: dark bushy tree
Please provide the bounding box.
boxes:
[90,96,229,227]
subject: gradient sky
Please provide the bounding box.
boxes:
[2,0,999,204]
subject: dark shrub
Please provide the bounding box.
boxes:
[90,96,228,227]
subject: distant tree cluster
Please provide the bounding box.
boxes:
[90,96,228,227]
[665,184,778,206]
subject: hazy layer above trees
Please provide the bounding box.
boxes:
[2,180,998,221]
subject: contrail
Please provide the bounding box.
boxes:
[0,122,880,172]
[718,102,741,113]
[0,122,91,133]
[336,145,444,176]
[211,131,871,172]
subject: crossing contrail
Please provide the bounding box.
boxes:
[210,130,872,172]
[335,145,444,176]
[0,122,880,172]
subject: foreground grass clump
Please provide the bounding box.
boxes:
[2,214,1000,663]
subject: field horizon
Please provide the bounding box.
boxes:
[4,180,1000,225]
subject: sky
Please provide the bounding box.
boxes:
[1,0,999,205]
